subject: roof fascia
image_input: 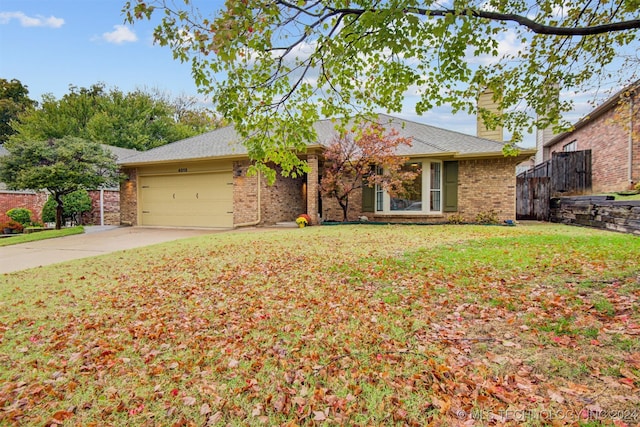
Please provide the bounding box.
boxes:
[119,153,250,167]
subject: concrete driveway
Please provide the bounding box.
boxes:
[0,226,228,274]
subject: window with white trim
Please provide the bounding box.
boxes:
[563,140,577,152]
[375,160,443,214]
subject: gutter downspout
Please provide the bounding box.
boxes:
[100,188,104,226]
[629,94,635,187]
[233,172,262,227]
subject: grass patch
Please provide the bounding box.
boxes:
[0,226,84,246]
[1,224,639,425]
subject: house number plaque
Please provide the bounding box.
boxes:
[178,168,188,173]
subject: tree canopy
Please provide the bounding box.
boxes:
[0,79,36,144]
[42,189,93,226]
[124,0,639,177]
[0,137,119,229]
[320,124,418,221]
[9,83,224,151]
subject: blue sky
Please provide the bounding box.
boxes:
[0,1,204,101]
[0,1,636,149]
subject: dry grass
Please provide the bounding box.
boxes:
[1,224,639,426]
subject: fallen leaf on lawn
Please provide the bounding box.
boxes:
[619,367,638,380]
[51,410,74,422]
[548,390,565,404]
[252,404,263,416]
[200,403,212,415]
[207,412,223,425]
[314,410,327,421]
[182,396,196,406]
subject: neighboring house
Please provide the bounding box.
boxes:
[0,145,49,223]
[543,80,640,193]
[118,114,535,227]
[0,144,138,225]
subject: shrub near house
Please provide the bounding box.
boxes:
[1,208,33,234]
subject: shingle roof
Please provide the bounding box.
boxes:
[120,114,519,166]
[101,144,139,162]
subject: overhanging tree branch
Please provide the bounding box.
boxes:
[320,4,640,36]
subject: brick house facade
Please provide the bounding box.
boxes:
[320,157,521,223]
[119,116,533,227]
[233,160,307,225]
[544,81,640,193]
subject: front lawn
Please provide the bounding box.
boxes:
[1,224,638,426]
[0,226,84,247]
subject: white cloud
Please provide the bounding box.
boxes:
[0,11,64,28]
[467,29,527,65]
[101,25,138,44]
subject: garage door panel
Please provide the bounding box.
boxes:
[140,172,233,228]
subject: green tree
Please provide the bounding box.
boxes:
[0,137,118,229]
[0,78,36,144]
[10,83,222,150]
[124,0,640,178]
[42,189,92,226]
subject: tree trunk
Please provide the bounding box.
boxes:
[55,193,64,230]
[339,197,349,222]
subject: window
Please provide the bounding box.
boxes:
[376,160,442,214]
[430,162,441,211]
[563,140,577,152]
[375,166,384,212]
[390,163,422,211]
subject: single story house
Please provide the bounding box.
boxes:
[0,144,138,225]
[542,80,639,193]
[118,114,535,227]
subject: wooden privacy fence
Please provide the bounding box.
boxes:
[516,150,592,220]
[516,177,550,221]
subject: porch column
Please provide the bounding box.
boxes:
[307,155,319,225]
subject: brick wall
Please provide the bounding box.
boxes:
[80,190,121,226]
[1,189,120,226]
[233,161,306,225]
[306,155,319,225]
[321,187,364,222]
[458,157,519,222]
[119,168,138,226]
[233,161,260,225]
[320,157,519,223]
[546,91,640,193]
[0,191,48,224]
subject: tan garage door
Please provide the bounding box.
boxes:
[140,172,233,227]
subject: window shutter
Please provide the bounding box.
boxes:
[362,183,375,212]
[443,161,458,212]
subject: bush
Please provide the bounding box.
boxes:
[447,213,466,224]
[42,190,92,225]
[1,219,24,234]
[6,208,32,226]
[475,210,500,225]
